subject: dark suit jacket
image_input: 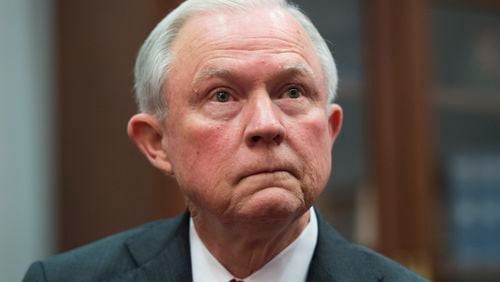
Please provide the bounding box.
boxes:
[24,211,428,282]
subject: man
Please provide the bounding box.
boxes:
[24,0,427,281]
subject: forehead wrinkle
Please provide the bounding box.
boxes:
[180,16,310,56]
[201,35,307,53]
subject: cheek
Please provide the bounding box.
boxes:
[289,113,333,190]
[168,117,237,197]
[305,120,332,175]
[294,112,333,160]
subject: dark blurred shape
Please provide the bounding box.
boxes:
[431,3,500,281]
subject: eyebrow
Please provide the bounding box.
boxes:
[192,67,234,86]
[276,64,316,81]
[192,63,316,87]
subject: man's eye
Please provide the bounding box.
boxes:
[285,87,302,99]
[213,90,231,103]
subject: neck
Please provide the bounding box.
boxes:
[192,210,310,278]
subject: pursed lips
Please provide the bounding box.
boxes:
[237,165,299,184]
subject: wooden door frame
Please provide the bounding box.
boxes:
[365,0,435,278]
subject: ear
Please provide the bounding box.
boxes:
[327,103,343,146]
[127,113,173,174]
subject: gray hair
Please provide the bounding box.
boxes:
[134,0,338,118]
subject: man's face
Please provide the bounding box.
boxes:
[161,8,342,224]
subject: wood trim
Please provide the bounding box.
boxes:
[365,0,435,278]
[153,0,183,21]
[56,0,185,251]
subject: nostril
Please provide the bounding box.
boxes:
[249,133,283,145]
[273,133,285,145]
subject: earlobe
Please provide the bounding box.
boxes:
[127,113,173,174]
[327,104,343,144]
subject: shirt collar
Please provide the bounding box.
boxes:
[190,208,318,282]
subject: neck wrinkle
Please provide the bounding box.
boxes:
[192,210,310,278]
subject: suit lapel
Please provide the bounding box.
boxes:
[106,209,383,281]
[306,210,337,282]
[307,210,382,282]
[110,212,193,282]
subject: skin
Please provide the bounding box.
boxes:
[128,6,343,278]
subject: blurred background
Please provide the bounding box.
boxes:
[1,0,499,281]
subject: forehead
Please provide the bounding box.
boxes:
[170,7,322,77]
[178,7,306,44]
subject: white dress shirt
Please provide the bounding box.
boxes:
[190,208,318,282]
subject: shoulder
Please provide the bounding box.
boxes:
[341,243,428,281]
[309,211,428,282]
[23,214,188,282]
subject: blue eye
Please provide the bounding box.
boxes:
[214,90,231,102]
[286,87,302,99]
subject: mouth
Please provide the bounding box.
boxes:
[237,165,298,184]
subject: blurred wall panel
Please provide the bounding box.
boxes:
[56,0,185,251]
[0,0,55,280]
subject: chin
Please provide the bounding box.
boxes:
[235,187,306,223]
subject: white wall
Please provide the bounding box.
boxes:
[0,0,55,280]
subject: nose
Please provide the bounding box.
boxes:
[244,94,285,147]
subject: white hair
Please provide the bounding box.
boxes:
[134,0,338,118]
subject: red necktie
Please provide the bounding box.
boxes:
[229,279,244,282]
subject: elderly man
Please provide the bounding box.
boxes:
[24,0,427,281]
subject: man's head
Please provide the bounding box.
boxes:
[133,0,339,119]
[128,0,342,226]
